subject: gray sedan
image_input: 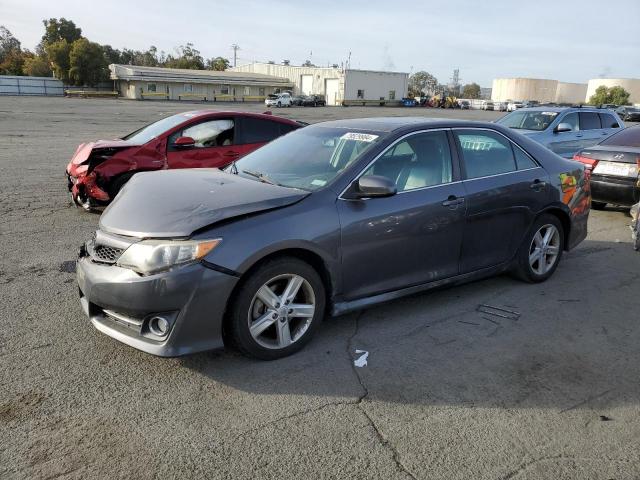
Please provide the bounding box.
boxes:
[77,118,590,359]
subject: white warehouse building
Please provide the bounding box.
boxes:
[491,78,587,104]
[229,62,409,106]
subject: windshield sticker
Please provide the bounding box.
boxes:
[311,179,327,186]
[341,132,379,142]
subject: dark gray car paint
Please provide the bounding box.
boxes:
[79,117,590,356]
[99,168,309,238]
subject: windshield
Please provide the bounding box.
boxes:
[122,113,188,143]
[600,126,640,147]
[497,111,558,131]
[227,126,386,191]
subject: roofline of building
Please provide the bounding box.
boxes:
[109,64,294,87]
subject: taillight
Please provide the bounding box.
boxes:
[573,153,598,171]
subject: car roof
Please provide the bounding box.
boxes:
[517,106,604,113]
[313,116,503,133]
[177,110,299,124]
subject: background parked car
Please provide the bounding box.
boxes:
[459,100,470,109]
[265,92,292,107]
[66,111,303,210]
[77,117,589,359]
[507,101,524,111]
[616,106,640,122]
[574,125,640,209]
[290,95,306,106]
[481,100,494,110]
[496,106,624,157]
[302,94,326,107]
[493,101,507,112]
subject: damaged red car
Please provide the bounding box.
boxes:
[66,110,304,210]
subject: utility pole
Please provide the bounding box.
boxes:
[231,44,240,67]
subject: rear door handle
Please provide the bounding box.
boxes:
[530,179,547,190]
[442,195,465,207]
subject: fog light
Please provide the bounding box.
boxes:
[148,316,170,336]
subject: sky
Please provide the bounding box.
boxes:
[1,0,639,87]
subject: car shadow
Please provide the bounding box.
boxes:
[179,239,640,411]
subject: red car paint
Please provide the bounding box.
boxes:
[66,111,302,209]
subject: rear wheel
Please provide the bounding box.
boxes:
[227,257,325,360]
[514,214,564,283]
[591,201,607,210]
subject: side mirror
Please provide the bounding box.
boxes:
[173,136,196,147]
[347,175,397,199]
[554,123,573,133]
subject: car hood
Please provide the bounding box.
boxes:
[70,139,140,166]
[99,169,309,238]
[516,129,543,136]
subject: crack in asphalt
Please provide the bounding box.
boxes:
[347,310,419,480]
[226,311,418,479]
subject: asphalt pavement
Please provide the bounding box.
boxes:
[1,97,639,480]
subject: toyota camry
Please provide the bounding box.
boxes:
[76,117,590,359]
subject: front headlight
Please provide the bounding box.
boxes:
[116,239,221,275]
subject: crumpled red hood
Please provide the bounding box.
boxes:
[69,139,139,166]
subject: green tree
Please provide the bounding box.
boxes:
[462,82,481,99]
[40,18,81,47]
[164,43,204,69]
[206,56,230,71]
[22,52,52,77]
[0,26,25,75]
[102,44,122,65]
[68,38,109,85]
[45,39,71,82]
[408,71,438,96]
[589,85,631,105]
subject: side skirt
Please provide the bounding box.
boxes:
[330,262,512,316]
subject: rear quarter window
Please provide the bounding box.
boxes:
[599,113,620,129]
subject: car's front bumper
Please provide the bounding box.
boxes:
[591,174,640,206]
[77,256,238,356]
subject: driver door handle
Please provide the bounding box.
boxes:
[442,195,465,207]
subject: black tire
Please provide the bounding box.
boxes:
[277,101,281,107]
[591,201,607,210]
[108,172,135,200]
[513,214,564,283]
[227,257,326,360]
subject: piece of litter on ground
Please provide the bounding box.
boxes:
[354,349,369,368]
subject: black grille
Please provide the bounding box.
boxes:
[92,244,124,263]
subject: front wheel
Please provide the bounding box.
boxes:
[513,214,564,283]
[227,257,326,360]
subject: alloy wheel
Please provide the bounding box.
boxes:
[528,224,561,275]
[247,274,315,349]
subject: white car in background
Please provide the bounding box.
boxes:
[507,101,523,111]
[493,102,508,111]
[265,92,292,107]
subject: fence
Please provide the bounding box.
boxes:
[0,75,64,96]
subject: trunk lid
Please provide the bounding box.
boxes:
[99,169,309,238]
[578,145,640,164]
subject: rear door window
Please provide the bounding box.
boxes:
[240,117,292,144]
[454,130,517,179]
[579,112,601,130]
[599,113,620,129]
